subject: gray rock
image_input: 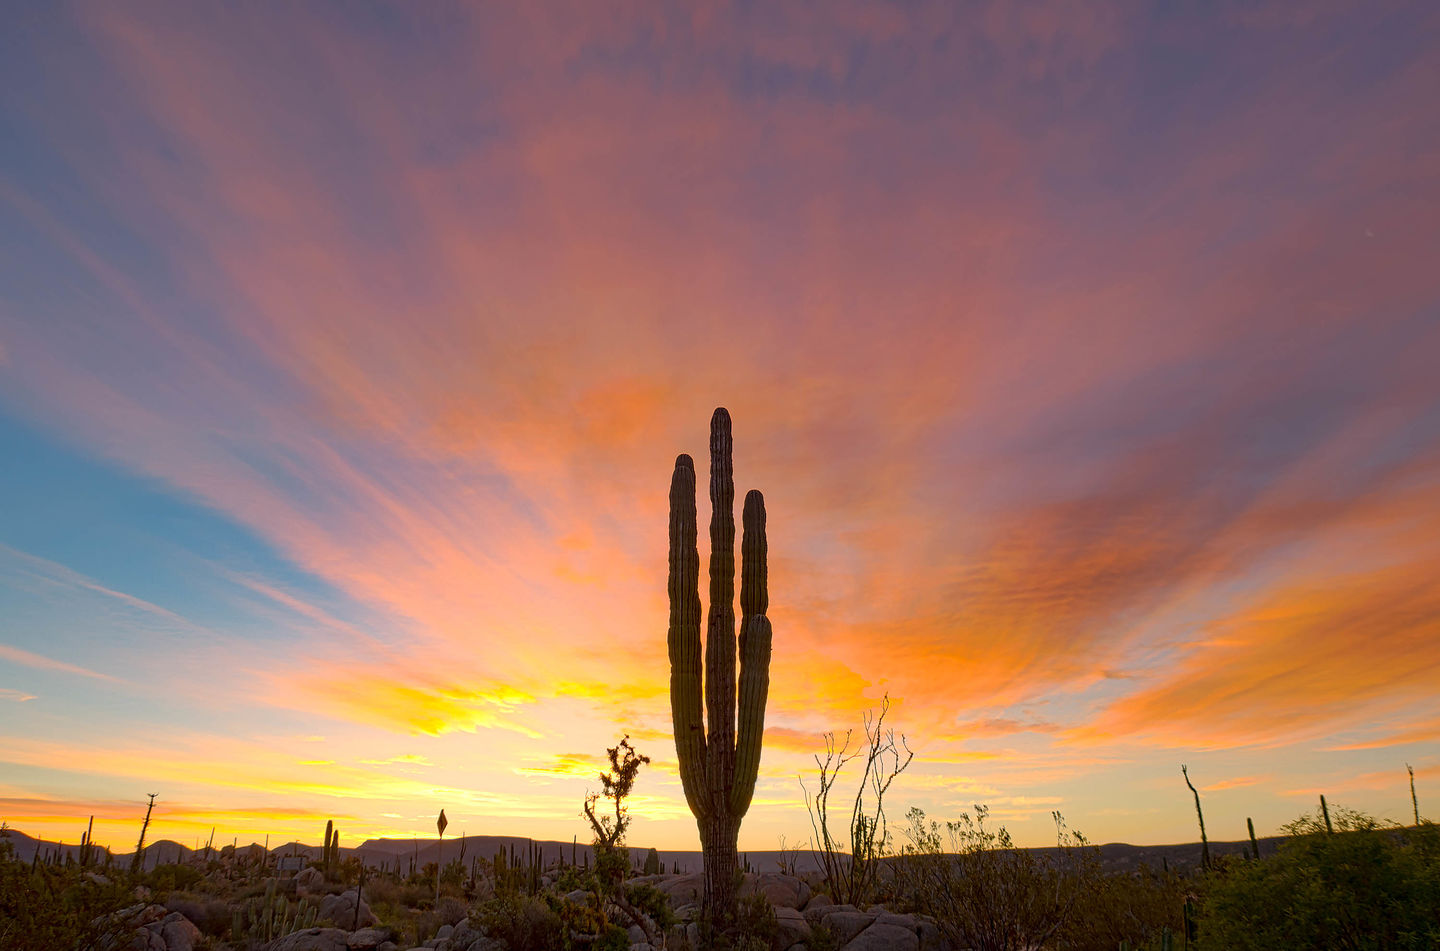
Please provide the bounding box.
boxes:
[804,901,856,925]
[818,911,874,945]
[347,928,390,949]
[774,906,812,950]
[628,924,647,944]
[874,913,917,932]
[159,912,202,951]
[265,927,352,951]
[740,872,811,910]
[318,889,378,929]
[803,894,833,913]
[657,872,704,905]
[437,924,454,941]
[464,940,504,951]
[295,867,325,892]
[563,888,591,905]
[839,922,918,951]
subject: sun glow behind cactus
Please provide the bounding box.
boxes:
[3,2,1440,852]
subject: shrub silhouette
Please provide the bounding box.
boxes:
[1198,806,1440,950]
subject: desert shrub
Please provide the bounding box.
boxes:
[164,892,234,935]
[435,894,468,925]
[472,891,566,951]
[708,891,778,951]
[357,873,401,908]
[802,696,914,907]
[141,862,204,893]
[0,862,134,950]
[1057,865,1185,951]
[1197,809,1440,950]
[806,921,842,951]
[899,805,1101,951]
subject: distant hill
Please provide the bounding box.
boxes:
[5,823,1286,876]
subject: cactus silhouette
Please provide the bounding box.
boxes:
[668,407,772,919]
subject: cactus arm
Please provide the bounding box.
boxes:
[730,613,772,816]
[668,453,709,819]
[705,408,737,797]
[738,489,768,654]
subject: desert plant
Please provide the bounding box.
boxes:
[0,859,134,950]
[1180,766,1210,870]
[802,694,913,905]
[642,847,661,875]
[1197,806,1440,950]
[232,879,319,943]
[900,805,1100,951]
[1057,864,1184,951]
[471,891,566,951]
[130,793,157,874]
[667,407,774,920]
[576,736,666,947]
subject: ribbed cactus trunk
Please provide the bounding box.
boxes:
[669,408,772,923]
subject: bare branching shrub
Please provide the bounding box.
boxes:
[899,805,1099,951]
[801,695,913,905]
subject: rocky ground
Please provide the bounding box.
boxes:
[88,868,950,951]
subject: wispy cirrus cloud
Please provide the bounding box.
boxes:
[0,0,1437,849]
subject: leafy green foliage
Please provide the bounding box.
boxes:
[1197,809,1440,950]
[471,891,566,951]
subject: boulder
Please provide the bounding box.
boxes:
[158,912,202,951]
[804,901,856,925]
[803,894,833,913]
[347,928,390,950]
[318,889,377,929]
[839,922,918,951]
[817,911,874,946]
[657,872,704,905]
[773,906,812,950]
[295,867,325,892]
[265,928,351,951]
[740,872,811,910]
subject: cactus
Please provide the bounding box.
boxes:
[668,408,773,919]
[324,819,334,877]
[1320,794,1333,834]
[235,883,317,942]
[1247,816,1258,860]
[1180,765,1210,870]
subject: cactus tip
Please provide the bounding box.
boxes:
[675,453,694,470]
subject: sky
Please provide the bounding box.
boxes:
[1,1,1438,855]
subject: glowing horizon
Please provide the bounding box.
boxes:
[2,2,1438,855]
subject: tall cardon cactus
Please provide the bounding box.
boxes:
[668,407,772,920]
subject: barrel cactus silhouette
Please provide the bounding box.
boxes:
[668,407,772,919]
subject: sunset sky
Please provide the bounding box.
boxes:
[2,2,1438,856]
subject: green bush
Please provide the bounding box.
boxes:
[0,862,134,950]
[1198,809,1440,950]
[471,891,566,951]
